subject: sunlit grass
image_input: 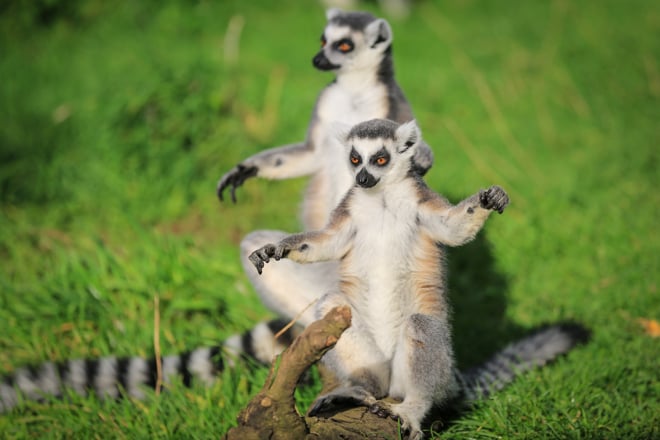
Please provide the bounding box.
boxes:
[1,0,658,438]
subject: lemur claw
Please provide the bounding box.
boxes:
[217,164,258,203]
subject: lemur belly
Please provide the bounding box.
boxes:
[346,191,426,357]
[303,83,389,230]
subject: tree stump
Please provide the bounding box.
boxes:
[224,306,403,440]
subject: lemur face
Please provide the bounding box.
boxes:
[341,119,420,190]
[348,140,392,188]
[312,9,392,73]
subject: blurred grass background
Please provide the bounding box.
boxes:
[0,0,658,438]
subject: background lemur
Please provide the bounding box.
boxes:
[248,119,584,439]
[1,8,421,413]
[218,8,433,329]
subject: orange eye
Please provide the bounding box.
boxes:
[376,157,388,166]
[351,156,360,164]
[338,42,351,52]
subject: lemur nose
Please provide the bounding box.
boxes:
[356,168,377,188]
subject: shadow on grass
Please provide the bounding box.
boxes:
[447,231,523,370]
[432,232,591,433]
[435,229,524,430]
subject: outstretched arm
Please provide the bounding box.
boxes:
[249,196,355,274]
[421,185,509,246]
[217,141,319,203]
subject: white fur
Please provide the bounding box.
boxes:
[187,348,215,385]
[251,322,279,364]
[95,357,119,399]
[222,335,242,368]
[161,355,181,384]
[0,382,17,412]
[37,362,61,397]
[65,359,88,396]
[126,358,148,399]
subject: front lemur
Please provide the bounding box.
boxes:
[248,119,583,439]
[218,8,433,329]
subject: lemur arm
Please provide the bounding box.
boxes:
[420,185,509,246]
[249,196,355,274]
[217,141,319,203]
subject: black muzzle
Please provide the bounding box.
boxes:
[356,168,378,188]
[312,52,340,71]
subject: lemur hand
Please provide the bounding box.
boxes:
[479,185,509,214]
[217,163,258,203]
[249,243,291,274]
[411,142,434,176]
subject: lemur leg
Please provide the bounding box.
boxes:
[377,314,458,440]
[307,293,390,416]
[240,230,339,326]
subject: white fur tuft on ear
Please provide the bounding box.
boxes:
[395,120,420,153]
[364,18,393,48]
[330,121,353,147]
[326,8,342,21]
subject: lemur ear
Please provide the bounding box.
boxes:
[331,121,353,146]
[364,19,393,48]
[395,120,420,154]
[326,8,342,21]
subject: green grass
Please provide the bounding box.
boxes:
[1,0,658,438]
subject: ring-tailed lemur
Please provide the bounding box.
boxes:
[218,8,433,330]
[248,119,588,439]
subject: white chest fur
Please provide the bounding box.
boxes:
[347,183,420,355]
[316,79,389,126]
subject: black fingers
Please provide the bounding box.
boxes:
[273,244,291,261]
[248,244,276,274]
[369,402,397,420]
[217,164,258,203]
[479,185,510,214]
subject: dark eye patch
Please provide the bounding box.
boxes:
[333,38,354,53]
[349,147,362,166]
[370,147,391,167]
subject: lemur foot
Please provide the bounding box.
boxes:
[369,401,425,440]
[217,163,258,203]
[308,387,378,417]
[479,185,509,214]
[308,394,366,417]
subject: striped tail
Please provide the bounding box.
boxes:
[0,318,303,413]
[458,322,591,402]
